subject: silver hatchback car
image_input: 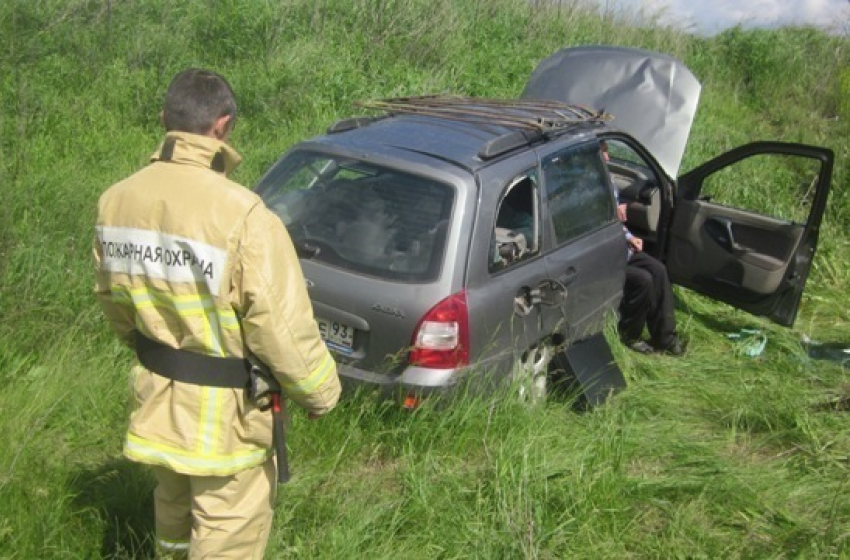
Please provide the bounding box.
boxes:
[254,46,834,406]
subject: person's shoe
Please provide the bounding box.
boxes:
[657,337,686,356]
[627,340,655,354]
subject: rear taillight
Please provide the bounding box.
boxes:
[409,290,469,369]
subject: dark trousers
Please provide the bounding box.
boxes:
[618,252,677,349]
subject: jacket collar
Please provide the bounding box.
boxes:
[151,132,242,176]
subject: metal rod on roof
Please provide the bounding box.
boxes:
[359,103,544,130]
[354,96,611,132]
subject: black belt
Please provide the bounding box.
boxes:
[134,331,290,483]
[134,331,251,389]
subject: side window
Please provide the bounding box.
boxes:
[490,172,540,272]
[699,154,821,224]
[602,139,661,198]
[602,138,663,238]
[542,142,615,245]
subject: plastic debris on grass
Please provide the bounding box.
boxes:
[727,328,767,357]
[801,335,850,366]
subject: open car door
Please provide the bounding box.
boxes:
[666,142,833,326]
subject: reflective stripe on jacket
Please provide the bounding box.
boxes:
[94,132,341,476]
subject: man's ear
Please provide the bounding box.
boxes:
[212,114,233,140]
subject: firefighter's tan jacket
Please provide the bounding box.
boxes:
[94,132,341,476]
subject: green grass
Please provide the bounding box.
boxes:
[0,0,847,558]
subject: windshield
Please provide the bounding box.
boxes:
[255,150,454,282]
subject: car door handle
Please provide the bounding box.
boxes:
[705,217,744,253]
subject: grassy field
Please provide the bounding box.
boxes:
[0,0,847,558]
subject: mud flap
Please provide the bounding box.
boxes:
[550,332,626,408]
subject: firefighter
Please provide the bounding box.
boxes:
[93,68,341,559]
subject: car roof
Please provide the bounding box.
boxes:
[314,97,611,173]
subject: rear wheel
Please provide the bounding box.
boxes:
[514,343,553,404]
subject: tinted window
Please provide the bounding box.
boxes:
[542,142,615,244]
[255,150,454,282]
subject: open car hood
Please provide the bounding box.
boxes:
[521,45,701,178]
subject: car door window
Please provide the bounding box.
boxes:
[491,172,540,272]
[698,153,821,224]
[602,138,664,241]
[542,142,615,245]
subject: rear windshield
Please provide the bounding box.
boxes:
[255,150,454,282]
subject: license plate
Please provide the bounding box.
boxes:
[317,317,355,354]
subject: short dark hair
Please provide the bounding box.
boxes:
[162,68,237,134]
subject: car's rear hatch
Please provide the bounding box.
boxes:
[255,148,460,379]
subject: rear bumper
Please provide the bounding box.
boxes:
[337,362,461,398]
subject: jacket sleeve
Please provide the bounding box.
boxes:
[92,235,136,348]
[234,204,341,415]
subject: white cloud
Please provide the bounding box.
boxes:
[600,0,849,34]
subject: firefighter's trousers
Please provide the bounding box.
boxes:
[152,457,276,559]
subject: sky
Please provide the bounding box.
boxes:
[596,0,850,35]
